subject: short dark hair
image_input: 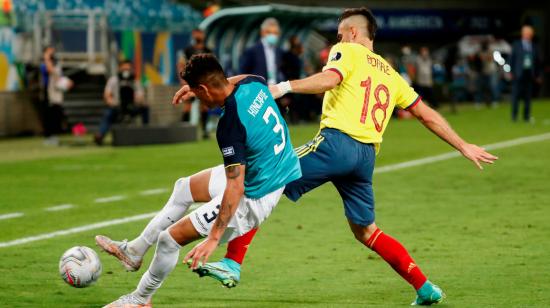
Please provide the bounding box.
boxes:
[120,59,132,66]
[339,7,377,40]
[181,53,227,88]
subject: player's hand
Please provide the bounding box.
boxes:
[460,143,498,170]
[268,84,283,99]
[183,237,219,270]
[172,85,195,105]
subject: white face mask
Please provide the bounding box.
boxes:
[264,34,279,46]
[121,70,131,79]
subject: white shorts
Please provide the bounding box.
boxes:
[190,186,284,244]
[208,165,226,198]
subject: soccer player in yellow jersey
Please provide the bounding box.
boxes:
[183,7,498,306]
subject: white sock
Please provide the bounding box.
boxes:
[127,177,193,256]
[133,230,181,302]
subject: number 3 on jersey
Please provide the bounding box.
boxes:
[263,106,286,155]
[360,76,390,132]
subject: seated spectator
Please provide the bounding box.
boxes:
[94,60,149,145]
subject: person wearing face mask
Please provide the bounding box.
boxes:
[239,17,285,86]
[184,29,212,60]
[94,60,148,145]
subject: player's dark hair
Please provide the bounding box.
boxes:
[181,53,227,88]
[339,7,377,40]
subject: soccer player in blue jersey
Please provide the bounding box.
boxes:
[100,54,301,307]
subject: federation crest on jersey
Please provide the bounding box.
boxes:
[330,52,342,62]
[222,146,235,157]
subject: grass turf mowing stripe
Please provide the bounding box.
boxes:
[0,131,548,249]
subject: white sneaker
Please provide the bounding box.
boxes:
[95,235,142,271]
[103,293,151,308]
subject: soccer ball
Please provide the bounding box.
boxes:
[59,246,102,288]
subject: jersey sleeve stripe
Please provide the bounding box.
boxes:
[324,68,343,83]
[405,95,421,110]
[224,163,242,169]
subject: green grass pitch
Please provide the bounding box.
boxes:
[0,101,549,307]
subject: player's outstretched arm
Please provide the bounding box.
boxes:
[184,164,246,269]
[269,70,341,99]
[409,100,498,170]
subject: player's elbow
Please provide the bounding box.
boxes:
[322,71,341,90]
[323,78,339,91]
[411,102,436,125]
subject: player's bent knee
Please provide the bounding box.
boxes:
[157,230,181,252]
[174,177,189,193]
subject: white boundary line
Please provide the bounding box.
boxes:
[0,212,157,248]
[0,132,549,249]
[139,188,169,196]
[0,212,24,221]
[45,204,75,212]
[94,195,126,203]
[375,132,550,174]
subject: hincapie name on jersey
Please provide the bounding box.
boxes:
[247,89,269,117]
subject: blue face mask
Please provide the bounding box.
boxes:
[264,34,279,46]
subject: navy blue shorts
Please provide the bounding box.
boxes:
[284,128,376,226]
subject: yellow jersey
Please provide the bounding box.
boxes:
[321,43,420,150]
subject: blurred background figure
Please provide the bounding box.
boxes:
[475,40,499,108]
[182,28,214,139]
[281,35,307,123]
[94,60,148,145]
[510,25,542,122]
[202,0,221,17]
[184,28,212,60]
[240,17,284,85]
[281,35,303,83]
[40,46,73,146]
[451,58,470,103]
[415,46,438,108]
[398,45,416,85]
[318,42,333,69]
